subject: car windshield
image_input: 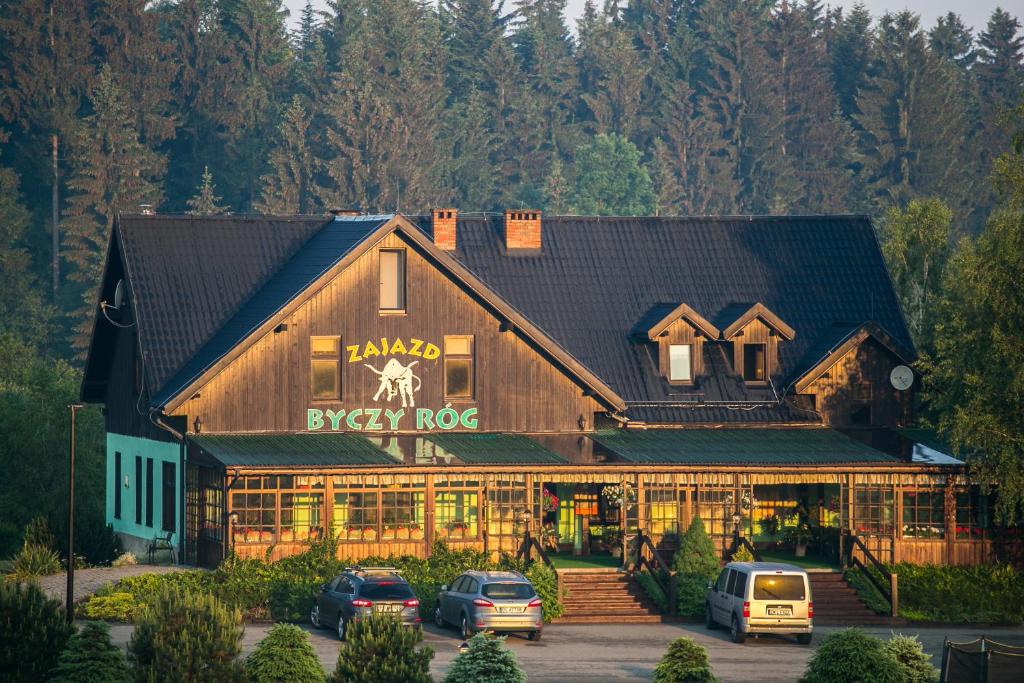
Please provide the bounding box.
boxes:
[359,582,415,601]
[481,582,535,599]
[753,575,805,601]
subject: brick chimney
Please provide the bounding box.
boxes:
[431,208,458,250]
[504,210,542,250]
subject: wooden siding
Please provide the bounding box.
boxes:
[803,337,911,427]
[106,323,177,442]
[729,318,777,382]
[657,318,706,381]
[172,232,602,433]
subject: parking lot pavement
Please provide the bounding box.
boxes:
[105,620,1024,682]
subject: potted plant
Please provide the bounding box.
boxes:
[757,515,780,538]
[604,527,624,557]
[784,522,813,557]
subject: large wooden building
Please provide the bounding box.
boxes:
[81,210,991,569]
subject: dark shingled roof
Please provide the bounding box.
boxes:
[591,428,899,464]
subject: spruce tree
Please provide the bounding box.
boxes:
[672,516,720,616]
[828,2,872,120]
[443,634,526,683]
[187,166,229,215]
[577,14,646,137]
[256,97,315,214]
[446,89,501,211]
[245,623,324,683]
[330,614,433,683]
[928,13,976,70]
[50,620,131,683]
[62,65,165,356]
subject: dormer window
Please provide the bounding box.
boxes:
[742,343,766,382]
[669,344,692,382]
[718,303,795,385]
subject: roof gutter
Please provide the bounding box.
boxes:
[149,408,184,442]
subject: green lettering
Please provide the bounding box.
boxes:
[365,408,383,431]
[416,408,435,429]
[325,409,345,431]
[460,408,479,430]
[384,408,405,430]
[307,409,324,431]
[346,409,363,430]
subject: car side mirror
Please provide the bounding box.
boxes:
[440,585,448,592]
[708,581,715,591]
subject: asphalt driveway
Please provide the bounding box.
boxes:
[105,620,1024,682]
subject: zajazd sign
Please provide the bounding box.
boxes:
[307,337,478,432]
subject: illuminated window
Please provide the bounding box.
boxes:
[332,481,425,542]
[854,485,894,535]
[902,487,945,539]
[435,480,480,540]
[311,336,340,400]
[645,485,679,535]
[444,335,474,399]
[743,343,766,381]
[379,249,406,311]
[668,344,692,382]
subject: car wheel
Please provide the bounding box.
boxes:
[528,629,542,641]
[730,615,746,644]
[310,603,322,629]
[337,615,347,641]
[704,603,717,630]
[434,607,445,628]
[797,633,813,645]
[460,614,472,641]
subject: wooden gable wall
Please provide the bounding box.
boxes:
[656,318,707,381]
[730,318,779,380]
[171,232,603,433]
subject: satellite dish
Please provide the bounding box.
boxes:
[113,279,126,309]
[890,365,913,391]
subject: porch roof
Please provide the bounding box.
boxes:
[590,428,900,465]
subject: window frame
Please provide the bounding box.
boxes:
[161,461,176,533]
[310,336,341,402]
[135,456,142,525]
[667,343,693,384]
[378,248,407,313]
[901,487,945,539]
[435,480,481,541]
[443,335,475,400]
[742,343,767,382]
[114,452,122,520]
[854,484,895,536]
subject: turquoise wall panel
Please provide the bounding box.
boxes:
[106,434,181,551]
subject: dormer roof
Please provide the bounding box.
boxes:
[638,302,720,341]
[718,302,796,341]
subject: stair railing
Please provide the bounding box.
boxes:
[516,528,554,569]
[840,528,898,617]
[727,529,763,562]
[632,529,677,614]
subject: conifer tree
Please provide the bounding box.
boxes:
[443,633,526,683]
[543,156,571,213]
[829,2,872,120]
[187,166,229,215]
[577,12,646,137]
[330,614,433,683]
[446,89,501,211]
[62,66,165,355]
[50,620,131,683]
[256,97,315,214]
[928,13,976,70]
[245,623,323,683]
[290,0,328,105]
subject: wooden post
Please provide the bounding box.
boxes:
[668,571,678,616]
[890,571,898,617]
[424,474,435,557]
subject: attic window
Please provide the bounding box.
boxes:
[668,344,692,382]
[742,343,766,382]
[311,336,341,400]
[379,249,406,312]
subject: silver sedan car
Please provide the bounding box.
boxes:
[435,570,544,641]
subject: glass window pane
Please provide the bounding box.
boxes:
[445,335,473,356]
[379,250,405,310]
[669,344,692,381]
[311,336,339,355]
[445,359,472,398]
[743,344,766,381]
[312,360,339,399]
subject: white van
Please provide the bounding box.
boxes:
[705,562,813,644]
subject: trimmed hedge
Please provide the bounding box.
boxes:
[847,562,1024,623]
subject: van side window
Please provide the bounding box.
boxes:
[731,571,747,598]
[715,569,729,592]
[725,570,738,595]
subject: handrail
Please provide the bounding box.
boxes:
[632,530,674,602]
[516,529,554,569]
[841,529,897,616]
[727,531,762,562]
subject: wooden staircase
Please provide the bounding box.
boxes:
[808,570,900,626]
[553,569,665,624]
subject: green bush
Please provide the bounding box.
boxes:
[23,515,56,550]
[443,633,525,683]
[0,522,20,560]
[652,637,719,683]
[883,633,938,683]
[330,614,433,683]
[268,574,319,622]
[6,542,62,581]
[799,629,903,683]
[245,623,324,683]
[730,544,754,563]
[673,517,720,616]
[81,592,140,622]
[0,581,74,682]
[635,570,669,612]
[51,620,131,683]
[128,585,245,682]
[525,562,563,622]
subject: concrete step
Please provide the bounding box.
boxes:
[553,613,666,624]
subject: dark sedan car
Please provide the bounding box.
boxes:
[310,567,421,640]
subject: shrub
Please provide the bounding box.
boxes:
[111,552,137,568]
[81,592,140,622]
[23,515,56,550]
[635,570,669,612]
[673,517,720,616]
[443,633,525,683]
[50,620,131,683]
[730,545,754,563]
[0,521,21,559]
[0,581,74,682]
[799,628,903,683]
[330,614,433,683]
[129,585,245,682]
[245,623,324,683]
[675,575,711,617]
[525,562,563,622]
[883,633,938,683]
[652,637,719,683]
[6,543,62,581]
[268,574,319,622]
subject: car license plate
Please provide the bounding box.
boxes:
[374,604,401,613]
[767,606,793,617]
[497,607,523,614]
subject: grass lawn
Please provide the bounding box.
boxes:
[548,553,624,569]
[757,550,838,570]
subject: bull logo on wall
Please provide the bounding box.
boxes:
[365,358,422,407]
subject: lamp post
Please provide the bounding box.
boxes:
[66,403,84,624]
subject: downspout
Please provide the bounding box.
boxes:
[149,408,186,564]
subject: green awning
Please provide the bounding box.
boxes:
[591,428,898,465]
[191,433,398,467]
[424,433,566,464]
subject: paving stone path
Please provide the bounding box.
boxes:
[36,564,186,604]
